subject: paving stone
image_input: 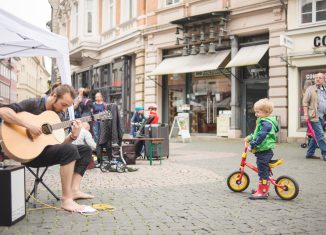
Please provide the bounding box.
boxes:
[1,140,326,234]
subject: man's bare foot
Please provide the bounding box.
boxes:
[61,198,86,212]
[73,191,95,200]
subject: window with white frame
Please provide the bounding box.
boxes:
[102,0,115,31]
[86,0,93,33]
[301,0,326,24]
[166,0,180,6]
[120,0,136,23]
[72,3,78,37]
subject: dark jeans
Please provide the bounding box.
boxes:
[135,140,144,157]
[93,121,101,144]
[25,144,92,177]
[255,150,273,181]
[307,117,326,158]
[96,143,112,162]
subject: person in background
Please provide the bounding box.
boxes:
[73,88,84,118]
[92,92,106,144]
[72,122,96,151]
[148,103,159,124]
[302,72,326,161]
[130,106,146,137]
[130,106,146,158]
[75,88,93,118]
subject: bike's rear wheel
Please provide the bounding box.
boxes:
[227,171,250,192]
[274,175,299,200]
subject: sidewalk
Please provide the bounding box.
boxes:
[1,139,326,234]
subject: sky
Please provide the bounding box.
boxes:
[0,0,52,72]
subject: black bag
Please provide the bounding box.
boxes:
[122,144,137,165]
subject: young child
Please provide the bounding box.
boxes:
[148,103,159,124]
[244,98,279,200]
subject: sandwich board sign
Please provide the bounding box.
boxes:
[169,113,191,142]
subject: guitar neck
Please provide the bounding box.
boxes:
[51,114,100,131]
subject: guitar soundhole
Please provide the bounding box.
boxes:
[42,123,52,135]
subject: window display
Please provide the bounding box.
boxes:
[299,67,326,128]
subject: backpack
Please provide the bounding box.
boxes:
[81,98,90,115]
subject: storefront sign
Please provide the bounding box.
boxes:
[280,34,294,49]
[314,35,326,47]
[194,68,230,77]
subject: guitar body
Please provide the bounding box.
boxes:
[0,111,66,163]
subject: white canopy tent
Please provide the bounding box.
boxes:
[0,8,73,117]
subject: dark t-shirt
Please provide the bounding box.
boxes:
[78,97,93,117]
[5,97,67,121]
[6,97,46,115]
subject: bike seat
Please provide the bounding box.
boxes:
[269,159,284,168]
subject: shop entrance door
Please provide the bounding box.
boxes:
[242,82,268,136]
[190,76,231,134]
[191,92,216,133]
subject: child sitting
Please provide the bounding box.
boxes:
[244,98,279,200]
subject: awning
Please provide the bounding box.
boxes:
[149,50,230,76]
[225,44,269,68]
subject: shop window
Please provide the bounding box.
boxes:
[98,65,110,88]
[92,68,100,90]
[300,0,326,24]
[166,0,180,6]
[299,67,326,128]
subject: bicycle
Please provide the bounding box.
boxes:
[227,143,299,200]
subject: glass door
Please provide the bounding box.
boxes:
[190,75,231,133]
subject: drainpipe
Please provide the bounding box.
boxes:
[230,36,241,133]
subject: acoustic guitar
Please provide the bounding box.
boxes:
[0,110,111,163]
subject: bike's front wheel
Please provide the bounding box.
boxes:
[227,171,250,192]
[274,175,299,200]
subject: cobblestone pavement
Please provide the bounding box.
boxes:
[1,139,326,234]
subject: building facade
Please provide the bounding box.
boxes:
[53,0,289,139]
[146,0,287,139]
[16,57,50,102]
[287,0,326,141]
[0,58,17,105]
[53,0,147,132]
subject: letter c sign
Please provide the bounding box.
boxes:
[314,35,326,47]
